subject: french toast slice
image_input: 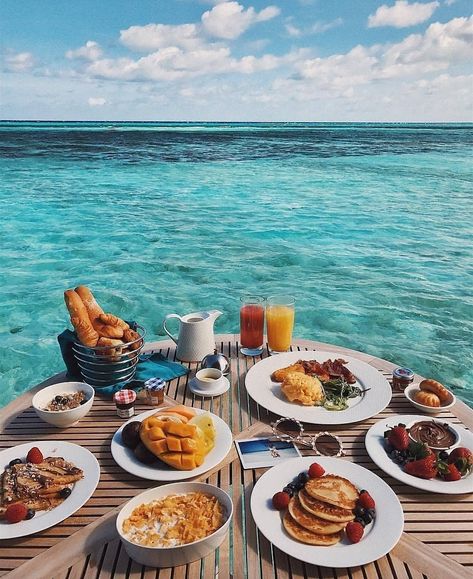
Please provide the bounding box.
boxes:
[282,511,342,546]
[304,475,359,510]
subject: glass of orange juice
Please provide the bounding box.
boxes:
[266,295,295,354]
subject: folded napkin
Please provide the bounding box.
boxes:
[57,328,188,397]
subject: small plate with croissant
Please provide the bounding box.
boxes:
[111,405,233,481]
[64,286,145,387]
[404,379,456,414]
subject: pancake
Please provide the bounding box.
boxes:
[282,511,343,546]
[304,475,359,510]
[298,489,355,523]
[288,495,345,534]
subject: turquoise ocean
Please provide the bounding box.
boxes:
[1,122,472,408]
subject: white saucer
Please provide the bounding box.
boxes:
[188,376,230,397]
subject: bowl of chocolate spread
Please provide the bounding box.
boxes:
[407,419,460,450]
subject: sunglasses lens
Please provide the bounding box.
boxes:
[314,433,342,456]
[274,418,303,437]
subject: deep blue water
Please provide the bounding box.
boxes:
[1,122,472,407]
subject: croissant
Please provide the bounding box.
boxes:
[70,316,99,347]
[92,321,124,339]
[97,337,123,360]
[414,390,440,408]
[123,328,143,351]
[98,313,129,330]
[75,286,104,321]
[420,379,450,403]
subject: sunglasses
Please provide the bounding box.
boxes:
[270,417,345,457]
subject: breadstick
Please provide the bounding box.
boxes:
[75,286,104,321]
[98,313,129,330]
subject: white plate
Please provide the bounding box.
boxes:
[111,408,233,481]
[365,415,473,494]
[189,376,230,397]
[0,441,100,539]
[245,351,392,425]
[250,456,404,568]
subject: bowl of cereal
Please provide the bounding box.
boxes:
[116,482,233,567]
[32,381,94,428]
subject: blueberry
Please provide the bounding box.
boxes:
[54,395,63,403]
[384,443,393,453]
[390,450,400,459]
[294,482,304,491]
[439,451,449,461]
[9,458,22,467]
[362,512,373,525]
[354,506,366,518]
[283,486,294,497]
[297,472,309,485]
[25,509,35,520]
[367,508,376,519]
[286,483,297,491]
[354,517,366,527]
[59,487,72,499]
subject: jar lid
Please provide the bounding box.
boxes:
[393,367,414,379]
[144,378,166,391]
[114,389,137,404]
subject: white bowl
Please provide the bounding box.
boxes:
[32,382,94,427]
[116,482,233,568]
[404,383,456,414]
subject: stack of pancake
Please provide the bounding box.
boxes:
[283,475,359,545]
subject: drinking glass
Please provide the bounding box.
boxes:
[266,295,295,354]
[240,296,265,356]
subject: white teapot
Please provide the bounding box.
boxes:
[163,310,222,362]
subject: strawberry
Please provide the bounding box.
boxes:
[308,463,325,478]
[439,463,462,481]
[358,491,375,509]
[346,521,364,543]
[272,492,290,511]
[26,447,43,464]
[404,454,437,479]
[5,503,28,524]
[448,447,472,476]
[386,425,409,451]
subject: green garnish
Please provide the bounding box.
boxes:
[319,377,362,411]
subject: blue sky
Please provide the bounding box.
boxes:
[1,0,472,121]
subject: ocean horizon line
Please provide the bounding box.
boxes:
[2,119,473,125]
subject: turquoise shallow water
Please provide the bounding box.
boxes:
[1,122,472,408]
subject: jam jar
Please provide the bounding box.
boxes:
[392,367,414,391]
[113,389,137,418]
[144,378,165,406]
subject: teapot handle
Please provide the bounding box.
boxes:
[163,314,181,345]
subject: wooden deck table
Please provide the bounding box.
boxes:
[1,335,472,579]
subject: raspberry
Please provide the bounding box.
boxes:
[308,463,325,478]
[272,491,290,511]
[5,503,28,524]
[346,521,364,543]
[26,447,43,464]
[358,491,375,509]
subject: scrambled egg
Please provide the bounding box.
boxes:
[281,372,324,406]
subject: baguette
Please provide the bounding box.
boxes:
[75,286,104,321]
[64,289,99,347]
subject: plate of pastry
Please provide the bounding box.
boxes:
[0,441,100,539]
[111,405,233,481]
[250,456,404,568]
[245,351,392,425]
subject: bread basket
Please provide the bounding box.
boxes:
[72,325,146,388]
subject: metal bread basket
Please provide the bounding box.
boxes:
[72,325,146,388]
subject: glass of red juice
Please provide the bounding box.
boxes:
[240,296,265,356]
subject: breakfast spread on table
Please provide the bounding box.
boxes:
[272,359,362,410]
[0,447,83,523]
[121,405,216,470]
[384,422,472,481]
[271,462,376,545]
[64,285,142,354]
[122,491,225,547]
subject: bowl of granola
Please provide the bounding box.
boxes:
[116,482,233,567]
[32,382,94,428]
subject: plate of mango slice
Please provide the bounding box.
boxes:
[111,405,233,480]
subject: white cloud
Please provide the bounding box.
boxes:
[311,18,344,34]
[88,97,106,106]
[66,41,103,61]
[201,1,280,39]
[5,52,35,71]
[120,23,202,52]
[368,1,440,28]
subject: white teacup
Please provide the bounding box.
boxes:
[194,368,225,391]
